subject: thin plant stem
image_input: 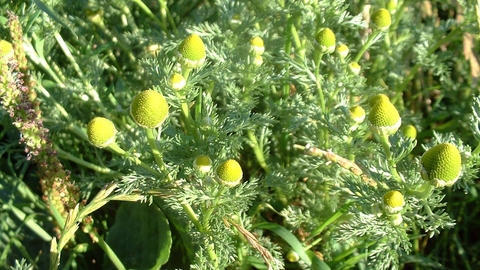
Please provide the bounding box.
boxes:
[55,146,119,175]
[246,129,271,174]
[145,128,172,182]
[107,142,163,178]
[353,30,381,63]
[378,134,404,183]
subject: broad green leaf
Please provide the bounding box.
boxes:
[104,202,172,269]
[254,222,312,266]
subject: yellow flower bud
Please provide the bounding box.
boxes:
[216,159,243,187]
[336,43,349,59]
[367,99,401,137]
[382,190,405,214]
[401,125,417,140]
[348,62,361,75]
[177,34,206,69]
[349,105,366,124]
[169,73,186,90]
[130,90,169,128]
[193,155,212,174]
[371,8,392,31]
[386,0,398,14]
[315,28,336,54]
[249,36,265,56]
[87,117,117,148]
[420,143,462,188]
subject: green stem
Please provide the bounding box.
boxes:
[132,0,169,35]
[378,134,404,183]
[95,234,126,270]
[55,146,119,175]
[246,129,271,174]
[202,186,227,226]
[107,142,163,178]
[145,128,172,182]
[353,30,381,63]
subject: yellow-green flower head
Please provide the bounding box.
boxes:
[315,28,336,54]
[216,159,243,187]
[420,143,462,188]
[368,99,401,136]
[286,250,300,263]
[349,105,366,124]
[336,43,349,59]
[369,94,390,108]
[193,155,212,174]
[348,62,361,75]
[87,117,117,148]
[249,36,265,56]
[177,34,206,69]
[382,190,405,214]
[0,40,14,61]
[401,125,417,139]
[371,8,392,31]
[130,90,169,128]
[169,73,186,90]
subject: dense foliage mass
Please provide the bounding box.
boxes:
[1,0,480,269]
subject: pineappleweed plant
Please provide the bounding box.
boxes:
[1,0,480,270]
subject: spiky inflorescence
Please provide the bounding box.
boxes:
[0,13,79,219]
[420,143,462,187]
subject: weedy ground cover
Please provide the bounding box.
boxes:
[1,0,480,269]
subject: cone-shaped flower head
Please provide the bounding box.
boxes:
[348,62,361,74]
[382,190,405,214]
[336,43,349,59]
[216,159,243,187]
[249,36,265,56]
[169,73,186,90]
[371,8,392,31]
[87,117,117,148]
[177,34,206,69]
[0,40,13,61]
[315,28,336,54]
[349,105,366,124]
[130,90,169,128]
[420,143,462,187]
[193,155,212,174]
[369,94,390,108]
[368,99,401,136]
[402,125,417,139]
